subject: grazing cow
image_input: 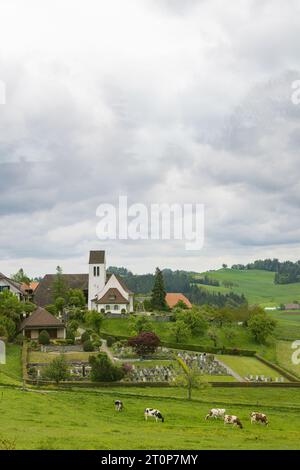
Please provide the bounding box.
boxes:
[144,408,164,423]
[224,415,243,429]
[205,408,226,420]
[115,400,123,412]
[250,412,268,425]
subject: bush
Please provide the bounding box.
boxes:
[83,339,94,352]
[0,316,16,340]
[15,333,24,345]
[89,352,125,382]
[128,332,161,357]
[29,340,38,350]
[42,355,69,384]
[0,325,8,338]
[66,330,75,344]
[81,331,90,343]
[38,330,50,345]
[92,339,102,349]
[106,336,115,347]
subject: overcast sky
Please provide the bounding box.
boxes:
[1,0,300,277]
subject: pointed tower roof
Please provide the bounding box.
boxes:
[89,251,105,264]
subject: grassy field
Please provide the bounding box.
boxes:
[217,355,283,381]
[0,344,22,385]
[102,318,277,361]
[196,268,300,306]
[1,342,300,449]
[1,385,300,449]
[270,311,300,340]
[28,351,98,364]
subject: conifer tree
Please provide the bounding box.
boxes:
[150,267,167,311]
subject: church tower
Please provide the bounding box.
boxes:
[88,250,106,309]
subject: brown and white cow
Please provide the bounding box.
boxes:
[205,408,226,420]
[224,414,243,429]
[250,412,268,425]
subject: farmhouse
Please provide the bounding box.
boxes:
[0,272,26,300]
[34,250,134,314]
[165,293,192,309]
[285,303,300,310]
[19,306,66,340]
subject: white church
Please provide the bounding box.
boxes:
[33,250,135,314]
[88,250,134,314]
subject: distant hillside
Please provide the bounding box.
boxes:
[194,269,300,307]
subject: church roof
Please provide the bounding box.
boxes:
[19,307,65,330]
[89,250,105,264]
[34,274,88,306]
[96,288,129,304]
[106,273,134,295]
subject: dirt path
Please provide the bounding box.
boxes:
[100,339,119,363]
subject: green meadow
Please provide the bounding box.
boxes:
[0,385,300,449]
[196,268,300,306]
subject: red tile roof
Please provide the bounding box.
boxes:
[165,293,192,309]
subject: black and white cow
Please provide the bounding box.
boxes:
[205,408,226,420]
[224,414,243,429]
[144,408,164,423]
[115,400,123,412]
[250,412,268,425]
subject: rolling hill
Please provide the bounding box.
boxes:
[194,269,300,307]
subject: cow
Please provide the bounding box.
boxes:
[224,415,243,429]
[205,408,226,420]
[114,400,123,412]
[250,412,268,426]
[144,408,164,423]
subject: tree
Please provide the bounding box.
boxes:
[207,327,219,348]
[129,315,152,335]
[0,290,24,321]
[174,300,189,310]
[84,310,104,333]
[52,266,67,301]
[55,297,65,315]
[67,288,86,308]
[223,326,237,344]
[0,317,16,340]
[128,332,160,357]
[176,307,208,336]
[42,355,69,384]
[174,356,208,400]
[248,312,277,344]
[11,268,31,285]
[150,267,167,311]
[89,353,125,382]
[211,307,233,327]
[171,320,191,343]
[222,264,228,269]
